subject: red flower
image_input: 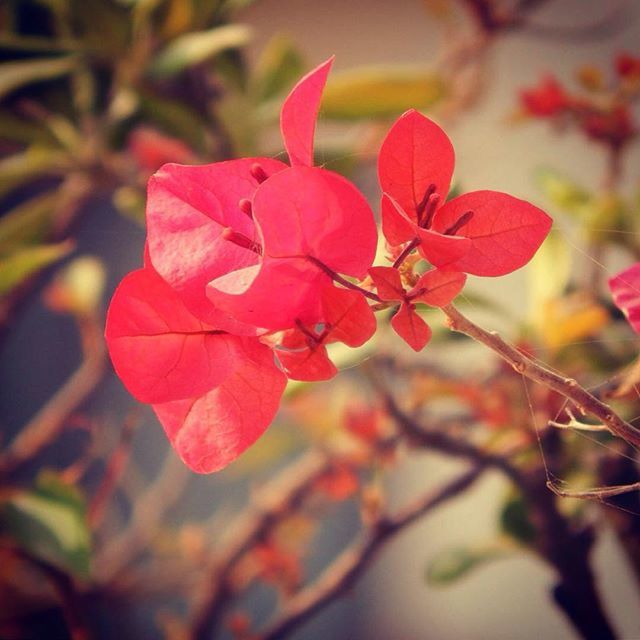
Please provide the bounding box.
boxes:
[146,57,376,333]
[106,58,378,472]
[519,75,571,117]
[378,110,552,277]
[206,165,377,331]
[105,267,286,473]
[274,285,376,381]
[369,266,465,350]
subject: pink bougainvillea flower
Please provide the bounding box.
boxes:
[106,57,380,473]
[378,109,552,277]
[275,285,376,381]
[609,263,640,334]
[105,267,286,473]
[145,57,335,334]
[519,75,571,117]
[206,165,377,331]
[368,266,466,351]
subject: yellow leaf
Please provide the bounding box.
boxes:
[539,293,609,351]
[321,66,445,120]
[527,230,571,322]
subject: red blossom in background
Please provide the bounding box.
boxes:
[520,75,572,117]
[616,52,640,79]
[609,263,640,334]
[127,126,196,172]
[378,109,552,276]
[519,59,639,151]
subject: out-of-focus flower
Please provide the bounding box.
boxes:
[519,75,571,117]
[127,126,195,172]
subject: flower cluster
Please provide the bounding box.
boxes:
[106,58,552,473]
[519,52,640,150]
[375,109,551,348]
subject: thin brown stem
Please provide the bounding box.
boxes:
[94,449,190,582]
[375,371,617,640]
[0,313,107,475]
[88,413,139,528]
[442,304,640,450]
[189,450,332,640]
[306,256,381,302]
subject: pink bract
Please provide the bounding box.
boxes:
[378,109,552,277]
[106,57,377,473]
[105,267,286,473]
[206,166,377,330]
[609,263,640,334]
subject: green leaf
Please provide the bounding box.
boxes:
[0,110,57,146]
[0,241,73,297]
[0,147,69,199]
[150,24,252,77]
[138,91,209,150]
[250,34,304,103]
[426,543,511,585]
[499,491,537,545]
[0,470,91,577]
[112,186,146,226]
[0,56,77,101]
[0,192,59,249]
[215,90,257,156]
[535,167,590,215]
[321,66,445,120]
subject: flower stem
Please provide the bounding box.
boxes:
[307,256,381,302]
[392,237,420,270]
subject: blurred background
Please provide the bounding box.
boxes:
[1,1,640,639]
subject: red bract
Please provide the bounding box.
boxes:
[106,267,286,473]
[609,263,640,334]
[378,110,552,277]
[581,105,635,148]
[145,57,335,332]
[106,57,381,473]
[146,157,287,334]
[281,56,333,166]
[275,286,376,381]
[369,266,465,350]
[207,166,377,330]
